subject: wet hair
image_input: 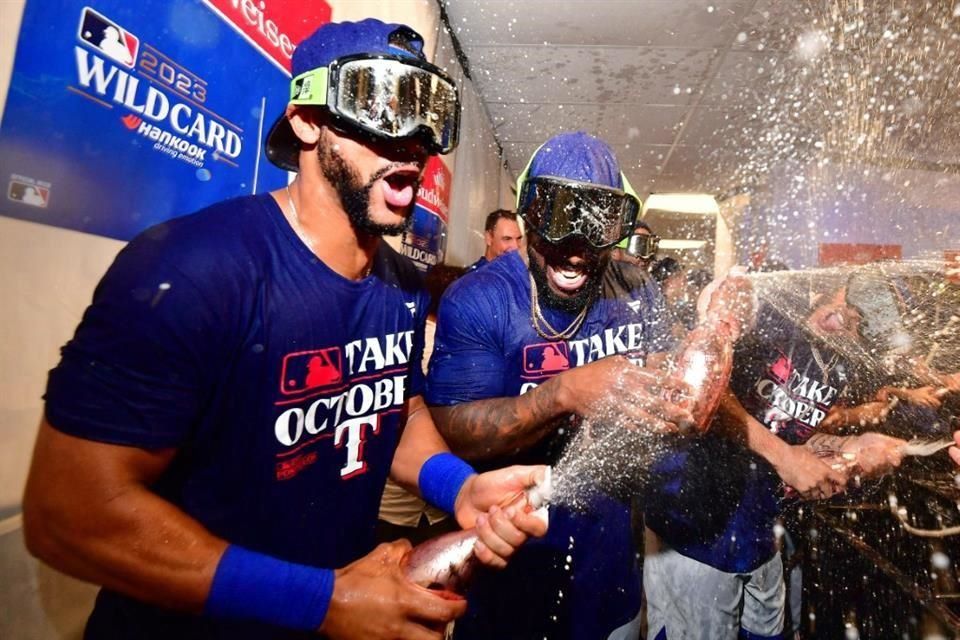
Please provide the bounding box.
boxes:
[651,256,682,284]
[634,219,652,234]
[484,209,518,232]
[757,260,790,273]
[686,268,713,291]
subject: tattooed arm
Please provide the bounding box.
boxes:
[426,275,689,462]
[430,355,692,462]
[805,431,905,478]
[429,376,569,461]
[804,433,854,456]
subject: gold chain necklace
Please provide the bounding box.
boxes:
[286,185,372,279]
[810,344,839,384]
[285,185,313,251]
[529,273,589,340]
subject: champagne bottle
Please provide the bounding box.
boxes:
[671,272,754,432]
[402,469,552,595]
[671,321,735,432]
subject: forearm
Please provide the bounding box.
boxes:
[714,390,790,466]
[390,395,455,494]
[35,485,224,611]
[804,432,855,455]
[429,376,569,461]
[821,401,890,432]
[23,422,226,613]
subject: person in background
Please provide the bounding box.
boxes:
[651,256,690,337]
[643,281,960,640]
[469,208,523,271]
[613,219,659,271]
[21,19,546,640]
[427,131,692,640]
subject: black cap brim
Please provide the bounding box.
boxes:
[265,112,300,172]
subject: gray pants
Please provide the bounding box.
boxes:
[644,529,785,640]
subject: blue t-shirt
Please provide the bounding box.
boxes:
[645,305,852,573]
[427,250,671,639]
[44,193,429,638]
[466,255,488,271]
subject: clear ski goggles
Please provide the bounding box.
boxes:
[290,54,461,154]
[619,232,660,260]
[516,174,641,249]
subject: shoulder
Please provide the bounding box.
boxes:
[118,194,270,286]
[749,303,797,346]
[467,256,488,271]
[443,251,523,307]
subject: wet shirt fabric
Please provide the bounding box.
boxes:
[466,255,488,272]
[427,250,671,639]
[645,304,852,573]
[44,194,429,639]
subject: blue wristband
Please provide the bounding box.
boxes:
[419,452,476,514]
[205,545,334,632]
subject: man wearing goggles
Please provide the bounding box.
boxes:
[426,132,694,639]
[614,220,660,271]
[25,19,546,640]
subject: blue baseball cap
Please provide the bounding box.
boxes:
[266,19,427,171]
[527,131,624,189]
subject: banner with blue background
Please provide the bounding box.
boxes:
[0,0,317,240]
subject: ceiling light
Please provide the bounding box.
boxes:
[659,239,708,250]
[643,193,719,216]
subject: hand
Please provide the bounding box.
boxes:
[877,385,947,409]
[773,444,849,500]
[557,356,695,433]
[840,432,906,477]
[453,465,549,569]
[820,401,892,431]
[941,372,960,393]
[949,431,960,467]
[319,540,466,640]
[695,266,756,339]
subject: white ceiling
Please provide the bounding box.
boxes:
[442,0,960,198]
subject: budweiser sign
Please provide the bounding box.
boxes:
[204,0,331,73]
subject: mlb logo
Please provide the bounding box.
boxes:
[280,347,343,395]
[7,179,49,208]
[78,7,139,68]
[523,342,570,375]
[769,354,792,383]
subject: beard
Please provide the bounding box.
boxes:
[317,140,414,237]
[527,244,604,315]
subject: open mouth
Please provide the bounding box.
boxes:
[546,263,589,293]
[380,167,421,209]
[821,310,847,332]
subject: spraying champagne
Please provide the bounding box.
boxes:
[404,272,754,594]
[403,469,553,595]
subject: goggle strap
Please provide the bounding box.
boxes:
[289,67,330,105]
[621,173,639,201]
[515,142,546,209]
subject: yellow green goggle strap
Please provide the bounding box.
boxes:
[290,67,331,105]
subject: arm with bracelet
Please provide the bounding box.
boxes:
[23,17,547,639]
[25,394,546,639]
